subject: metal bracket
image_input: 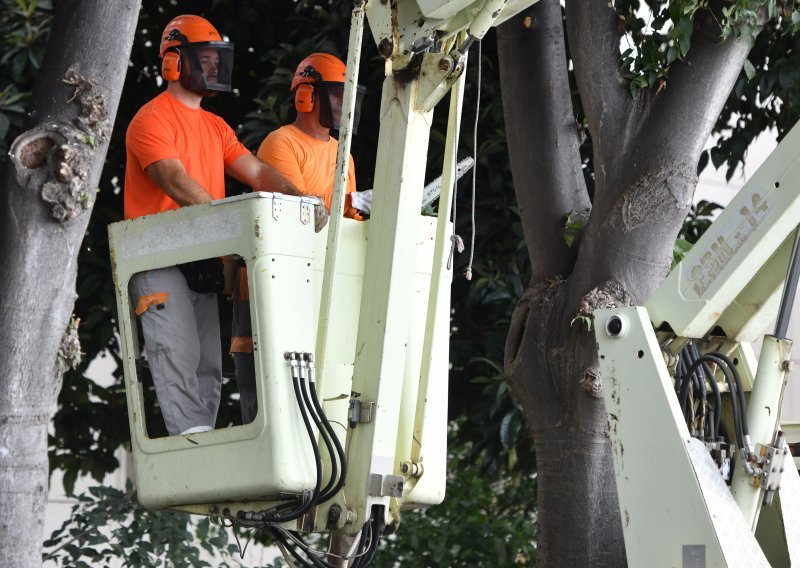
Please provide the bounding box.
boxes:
[368,473,404,498]
[416,52,464,114]
[757,432,790,506]
[272,198,283,221]
[348,399,375,427]
[300,203,311,225]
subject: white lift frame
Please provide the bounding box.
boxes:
[596,120,800,567]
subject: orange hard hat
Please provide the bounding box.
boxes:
[160,15,223,58]
[158,14,234,94]
[290,53,346,92]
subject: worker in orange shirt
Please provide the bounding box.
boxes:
[125,15,314,437]
[229,53,364,425]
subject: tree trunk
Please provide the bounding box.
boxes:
[498,0,752,564]
[0,2,140,565]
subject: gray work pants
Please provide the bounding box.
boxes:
[129,267,222,436]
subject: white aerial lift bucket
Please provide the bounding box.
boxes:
[109,194,320,511]
[108,192,452,518]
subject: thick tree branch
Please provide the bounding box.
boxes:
[638,5,753,168]
[566,5,755,306]
[497,0,590,281]
[565,0,628,146]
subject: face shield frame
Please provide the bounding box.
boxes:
[179,41,235,96]
[315,81,366,133]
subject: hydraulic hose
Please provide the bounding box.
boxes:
[710,352,749,439]
[298,361,339,499]
[309,378,348,502]
[239,365,322,525]
[691,343,722,438]
[684,355,744,452]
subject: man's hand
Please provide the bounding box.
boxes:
[314,203,329,233]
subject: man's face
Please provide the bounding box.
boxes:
[326,85,344,126]
[196,48,220,83]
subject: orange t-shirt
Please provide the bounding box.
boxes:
[124,91,250,220]
[256,124,361,219]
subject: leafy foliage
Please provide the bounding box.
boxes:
[43,482,243,567]
[616,0,800,96]
[0,0,51,150]
[702,10,800,180]
[373,431,538,568]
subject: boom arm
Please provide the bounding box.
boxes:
[595,120,800,566]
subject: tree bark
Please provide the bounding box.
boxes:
[498,0,752,564]
[0,2,140,565]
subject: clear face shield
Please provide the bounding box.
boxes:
[180,42,235,96]
[316,82,366,133]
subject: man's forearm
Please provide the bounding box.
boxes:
[254,164,301,197]
[145,158,213,206]
[164,172,213,206]
[226,153,301,196]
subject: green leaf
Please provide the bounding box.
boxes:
[666,45,678,63]
[62,464,79,494]
[674,238,693,254]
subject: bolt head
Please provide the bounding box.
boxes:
[378,38,393,58]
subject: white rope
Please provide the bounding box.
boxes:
[464,40,481,281]
[448,40,482,277]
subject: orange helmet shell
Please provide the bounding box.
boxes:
[160,15,222,58]
[291,53,346,92]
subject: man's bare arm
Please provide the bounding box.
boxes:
[145,158,213,206]
[226,153,328,232]
[225,153,301,196]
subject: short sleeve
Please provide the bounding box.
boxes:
[217,118,251,166]
[126,107,180,170]
[257,130,308,195]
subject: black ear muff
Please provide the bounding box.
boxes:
[295,83,315,113]
[162,50,181,82]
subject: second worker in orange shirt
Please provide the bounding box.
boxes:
[230,53,364,424]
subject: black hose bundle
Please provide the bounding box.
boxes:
[258,505,385,568]
[674,341,750,455]
[225,352,388,566]
[237,351,347,526]
[301,354,348,504]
